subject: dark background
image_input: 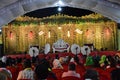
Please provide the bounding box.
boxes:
[25,7,94,18]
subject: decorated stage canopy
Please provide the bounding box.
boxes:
[2,13,117,54]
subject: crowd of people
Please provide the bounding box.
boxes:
[0,52,120,80]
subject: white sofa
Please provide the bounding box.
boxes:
[52,39,70,53]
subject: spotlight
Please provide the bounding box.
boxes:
[58,7,62,12]
[0,29,1,33]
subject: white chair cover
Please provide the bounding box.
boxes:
[81,46,91,56]
[71,44,80,55]
[29,46,39,57]
[44,43,50,54]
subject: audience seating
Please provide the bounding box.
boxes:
[52,69,65,80]
[6,51,119,80]
[7,66,17,80]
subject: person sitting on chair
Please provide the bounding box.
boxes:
[17,59,34,80]
[84,69,99,80]
[0,60,12,80]
[62,62,80,79]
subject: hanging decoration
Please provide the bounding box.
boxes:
[39,31,44,36]
[28,31,33,39]
[9,31,13,39]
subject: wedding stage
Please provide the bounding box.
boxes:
[2,14,117,55]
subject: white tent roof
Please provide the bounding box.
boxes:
[0,0,120,27]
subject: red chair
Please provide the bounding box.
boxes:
[52,69,64,80]
[47,77,57,80]
[62,76,80,80]
[7,66,17,80]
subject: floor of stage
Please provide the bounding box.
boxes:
[6,51,118,59]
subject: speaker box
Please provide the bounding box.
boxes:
[117,23,120,29]
[0,44,3,57]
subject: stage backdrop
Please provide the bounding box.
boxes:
[2,14,117,54]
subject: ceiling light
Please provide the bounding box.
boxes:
[54,0,65,6]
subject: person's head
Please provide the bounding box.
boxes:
[16,57,22,64]
[40,58,51,69]
[0,60,6,68]
[34,64,49,80]
[84,69,99,80]
[114,54,120,63]
[31,56,37,63]
[59,57,65,64]
[55,54,59,59]
[65,56,72,63]
[5,57,11,66]
[74,55,80,64]
[23,59,31,68]
[111,68,120,80]
[68,62,76,71]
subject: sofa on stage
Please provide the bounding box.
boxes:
[52,39,70,53]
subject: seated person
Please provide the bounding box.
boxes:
[0,60,12,80]
[84,69,99,80]
[34,63,49,80]
[85,56,94,66]
[99,55,110,69]
[111,67,120,80]
[17,59,34,80]
[93,54,100,67]
[114,53,120,64]
[6,57,17,80]
[34,59,57,80]
[52,59,63,69]
[106,55,116,67]
[52,59,64,80]
[62,62,80,79]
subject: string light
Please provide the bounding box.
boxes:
[67,30,70,37]
[48,30,51,38]
[58,26,62,29]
